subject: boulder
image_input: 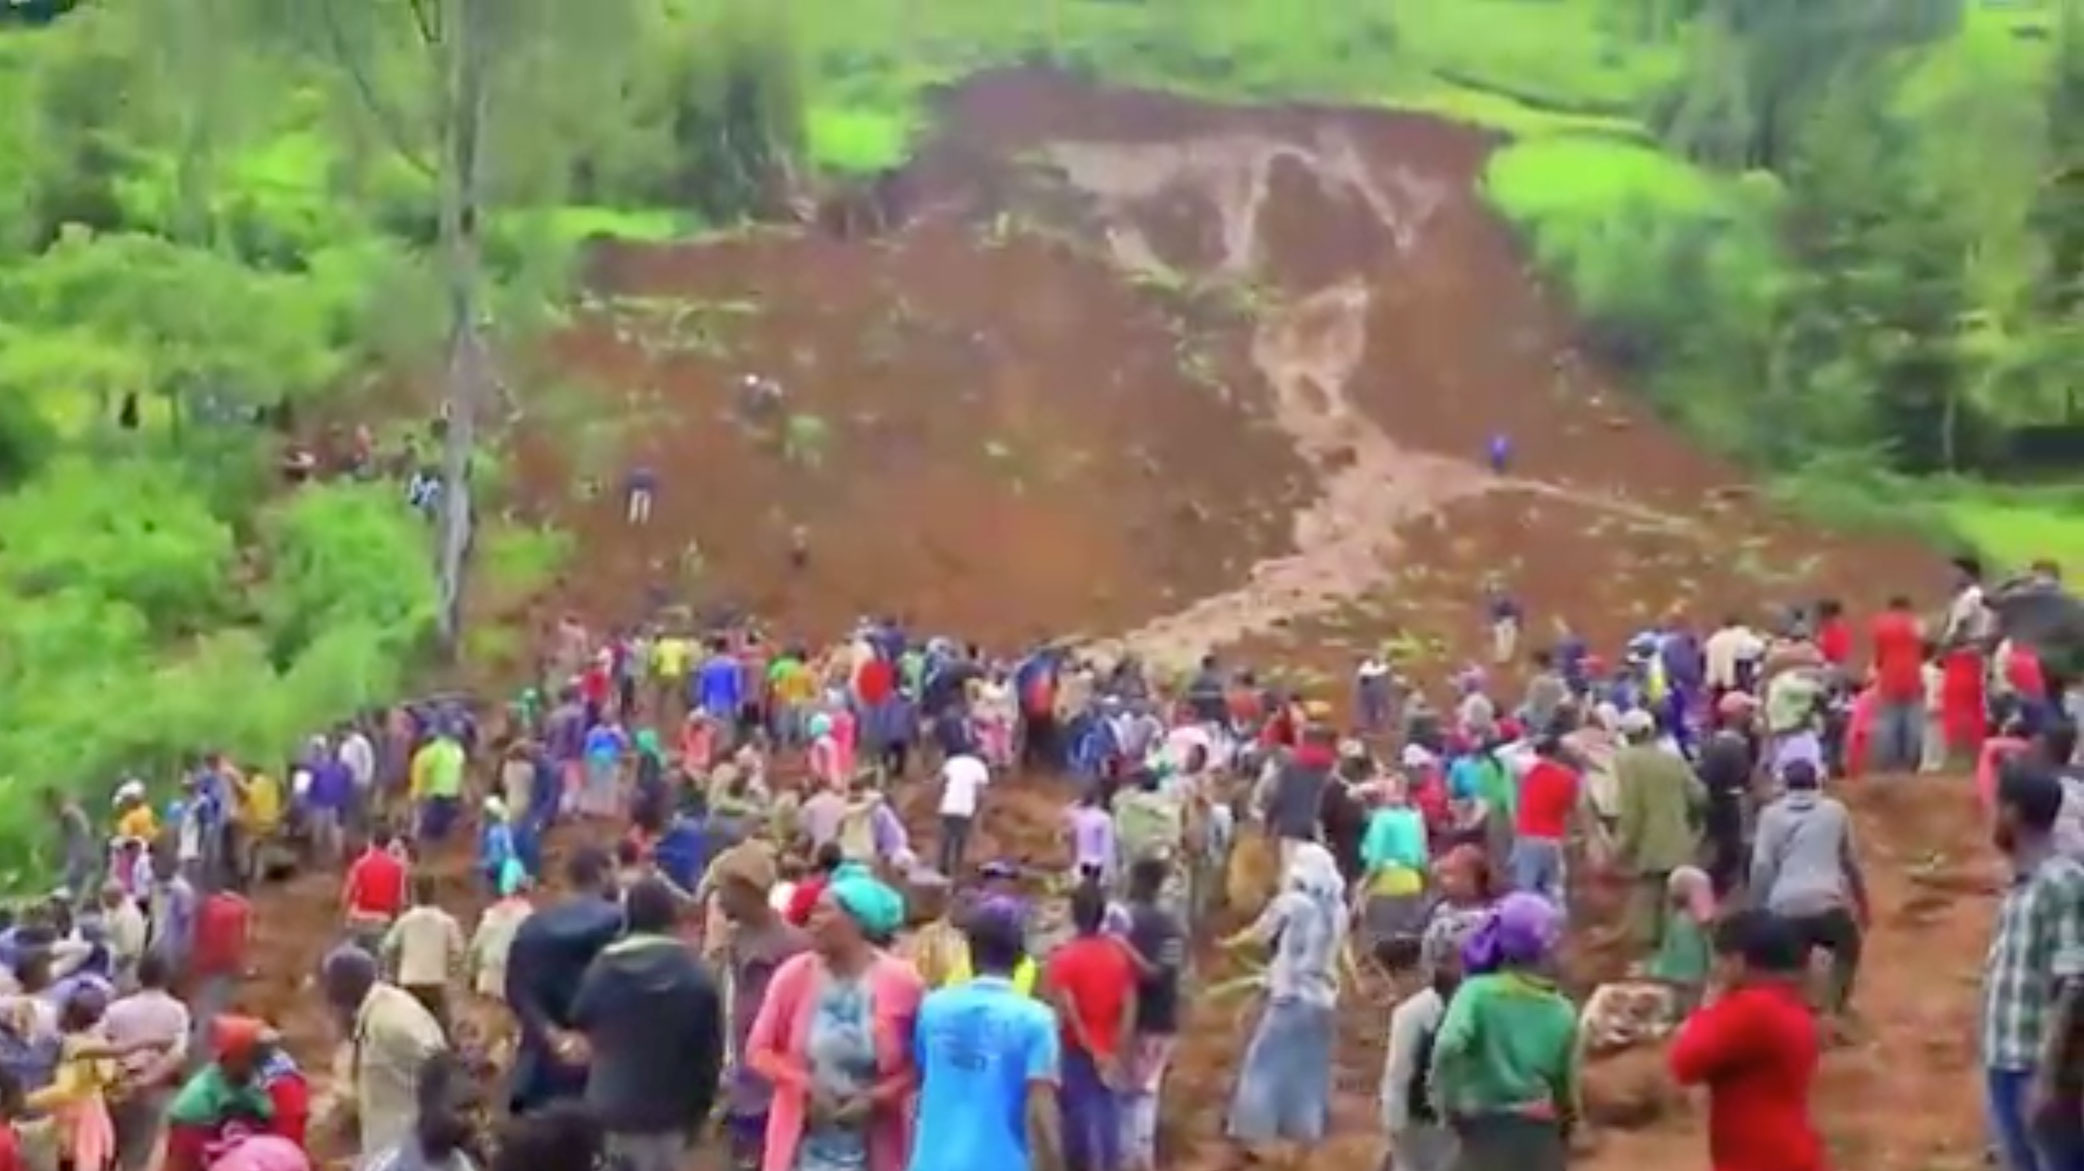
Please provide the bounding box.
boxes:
[1580,1041,1685,1131]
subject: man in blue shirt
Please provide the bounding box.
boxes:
[694,639,742,723]
[909,904,1062,1171]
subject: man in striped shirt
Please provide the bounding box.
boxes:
[1982,761,2084,1170]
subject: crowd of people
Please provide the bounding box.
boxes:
[2,555,2080,1171]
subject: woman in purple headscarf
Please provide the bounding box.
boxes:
[1426,892,1579,1171]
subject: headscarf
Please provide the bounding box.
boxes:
[212,1016,267,1064]
[1668,866,1717,921]
[808,712,834,739]
[634,728,664,762]
[497,856,530,897]
[1462,891,1563,975]
[1283,841,1344,906]
[826,863,905,937]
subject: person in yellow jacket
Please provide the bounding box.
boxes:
[409,728,467,843]
[229,767,284,884]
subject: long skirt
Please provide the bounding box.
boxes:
[1226,998,1335,1145]
[1450,1115,1566,1171]
[1943,648,1987,754]
[578,756,621,818]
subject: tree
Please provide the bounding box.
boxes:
[2034,0,2084,421]
[263,0,653,655]
[1780,71,1973,471]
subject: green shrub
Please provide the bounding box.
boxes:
[259,481,441,667]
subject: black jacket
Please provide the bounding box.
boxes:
[504,896,622,1112]
[569,932,725,1134]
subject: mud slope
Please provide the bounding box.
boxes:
[513,222,1310,642]
[509,67,1940,669]
[905,69,1945,670]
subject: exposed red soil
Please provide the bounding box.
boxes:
[508,222,1310,642]
[241,66,1993,1171]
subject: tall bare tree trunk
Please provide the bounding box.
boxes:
[434,0,491,657]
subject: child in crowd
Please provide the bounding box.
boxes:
[1647,867,1717,1013]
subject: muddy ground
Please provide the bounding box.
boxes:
[243,68,1988,1170]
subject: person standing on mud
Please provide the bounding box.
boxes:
[1260,726,1337,871]
[568,878,725,1171]
[320,946,446,1156]
[624,465,657,527]
[1748,761,1868,1038]
[1981,761,2084,1170]
[503,848,621,1116]
[1667,910,1824,1171]
[1611,709,1706,954]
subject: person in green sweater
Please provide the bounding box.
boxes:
[1428,891,1579,1171]
[1611,710,1708,953]
[1646,865,1716,1011]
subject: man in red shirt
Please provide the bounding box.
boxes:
[1511,737,1581,908]
[190,883,252,1042]
[1814,599,1853,669]
[1868,595,1927,774]
[1670,909,1824,1171]
[342,831,407,953]
[1042,883,1138,1171]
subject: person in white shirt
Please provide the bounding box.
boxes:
[1379,963,1457,1171]
[382,875,464,1034]
[1943,557,1996,648]
[1920,653,1948,773]
[99,881,148,981]
[103,951,191,1171]
[469,871,535,1002]
[1703,617,1765,695]
[935,752,990,877]
[339,725,377,814]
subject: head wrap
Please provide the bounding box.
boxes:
[827,863,905,937]
[634,728,664,760]
[1282,842,1344,904]
[1462,891,1563,975]
[212,1015,267,1062]
[497,856,530,897]
[808,712,834,739]
[1668,866,1717,921]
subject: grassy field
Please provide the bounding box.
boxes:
[771,0,1687,173]
[1948,489,2084,574]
